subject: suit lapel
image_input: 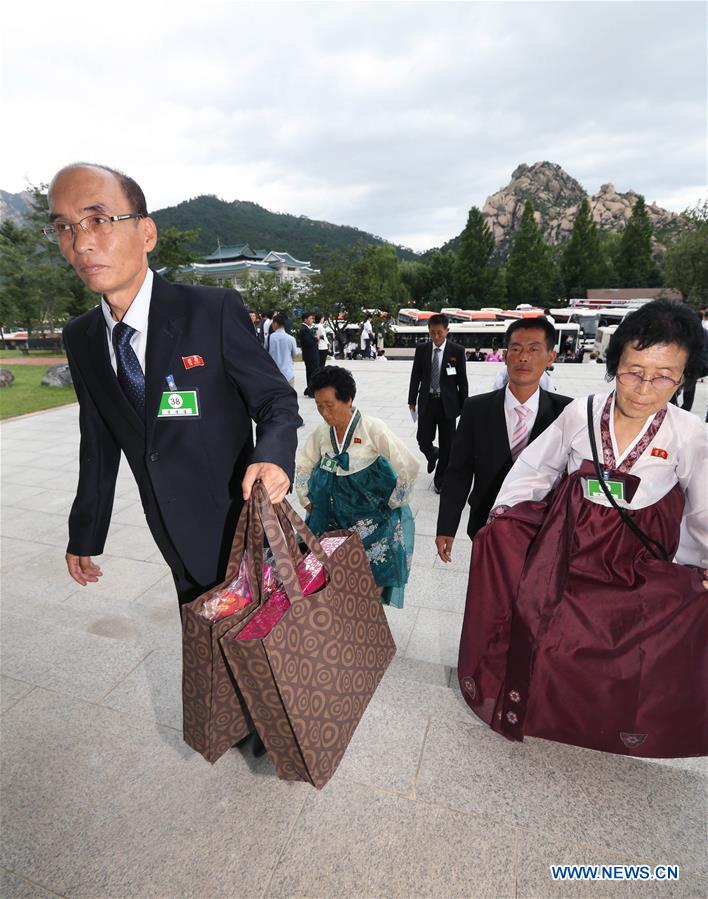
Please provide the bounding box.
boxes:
[145,274,186,442]
[85,307,145,439]
[529,388,552,441]
[488,388,511,453]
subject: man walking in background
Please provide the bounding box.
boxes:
[436,317,571,562]
[408,313,468,493]
[300,311,320,397]
[268,313,297,386]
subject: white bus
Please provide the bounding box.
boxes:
[382,321,580,360]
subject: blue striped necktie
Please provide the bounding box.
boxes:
[112,322,145,420]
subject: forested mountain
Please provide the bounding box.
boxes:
[150,195,418,264]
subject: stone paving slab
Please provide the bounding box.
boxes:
[1,361,706,898]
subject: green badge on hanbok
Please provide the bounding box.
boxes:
[585,477,625,502]
[320,455,338,473]
[157,390,200,418]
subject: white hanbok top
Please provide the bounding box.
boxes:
[295,412,420,510]
[495,392,708,568]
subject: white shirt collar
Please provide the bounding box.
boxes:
[101,268,153,336]
[432,339,446,355]
[504,383,540,415]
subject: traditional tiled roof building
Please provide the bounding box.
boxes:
[178,243,318,292]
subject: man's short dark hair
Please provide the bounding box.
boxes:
[272,313,287,327]
[309,365,357,402]
[55,163,148,216]
[606,300,705,382]
[428,313,449,329]
[506,316,556,350]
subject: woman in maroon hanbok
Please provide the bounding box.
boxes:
[458,300,708,757]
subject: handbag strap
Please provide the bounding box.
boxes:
[586,395,669,561]
[274,500,329,568]
[252,482,307,604]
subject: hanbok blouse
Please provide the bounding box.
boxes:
[496,392,708,568]
[295,412,420,510]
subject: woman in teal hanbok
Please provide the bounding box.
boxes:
[295,366,419,607]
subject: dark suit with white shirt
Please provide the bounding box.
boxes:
[62,271,299,603]
[408,340,468,489]
[437,386,572,540]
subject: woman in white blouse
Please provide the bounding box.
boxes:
[296,366,419,607]
[457,300,707,758]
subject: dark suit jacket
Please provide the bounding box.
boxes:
[63,273,299,586]
[299,323,319,367]
[437,387,572,540]
[407,340,468,419]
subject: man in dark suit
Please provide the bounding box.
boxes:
[435,317,572,562]
[300,312,320,397]
[408,313,468,493]
[49,163,299,606]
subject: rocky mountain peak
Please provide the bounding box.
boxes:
[481,162,682,252]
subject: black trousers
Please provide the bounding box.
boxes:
[304,359,319,395]
[416,396,456,488]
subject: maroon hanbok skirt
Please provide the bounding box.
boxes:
[458,460,708,757]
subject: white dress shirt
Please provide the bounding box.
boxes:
[101,268,153,374]
[430,340,446,392]
[503,385,540,446]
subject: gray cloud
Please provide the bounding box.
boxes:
[3,1,705,250]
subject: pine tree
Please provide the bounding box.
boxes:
[453,207,502,308]
[617,195,660,287]
[561,198,605,298]
[505,200,555,306]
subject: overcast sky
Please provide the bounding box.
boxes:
[2,1,705,251]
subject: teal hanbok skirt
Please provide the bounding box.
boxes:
[306,456,415,608]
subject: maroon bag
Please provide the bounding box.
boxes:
[181,494,266,763]
[220,488,396,788]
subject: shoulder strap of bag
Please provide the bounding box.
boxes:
[586,395,669,561]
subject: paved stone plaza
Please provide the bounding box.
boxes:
[1,361,706,899]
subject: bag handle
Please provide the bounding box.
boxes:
[586,395,669,561]
[274,499,330,568]
[217,489,265,603]
[251,482,307,605]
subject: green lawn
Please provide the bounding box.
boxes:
[0,349,66,359]
[0,365,76,420]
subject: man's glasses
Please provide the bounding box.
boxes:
[43,213,144,244]
[616,371,682,390]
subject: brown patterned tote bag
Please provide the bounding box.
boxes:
[181,493,268,763]
[220,486,396,788]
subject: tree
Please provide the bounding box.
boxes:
[0,185,96,338]
[399,260,430,306]
[241,271,299,319]
[149,227,201,280]
[425,250,457,309]
[664,200,708,307]
[453,207,503,307]
[505,201,556,306]
[561,198,606,298]
[616,195,660,287]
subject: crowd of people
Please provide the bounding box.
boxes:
[52,161,706,763]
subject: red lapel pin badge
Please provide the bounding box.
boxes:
[650,447,668,459]
[182,355,205,370]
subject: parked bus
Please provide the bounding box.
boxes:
[382,321,580,360]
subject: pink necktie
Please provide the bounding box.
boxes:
[510,405,530,461]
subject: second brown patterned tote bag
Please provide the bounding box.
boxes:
[220,486,396,789]
[181,491,268,763]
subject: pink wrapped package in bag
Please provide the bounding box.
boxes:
[201,554,278,622]
[237,535,347,640]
